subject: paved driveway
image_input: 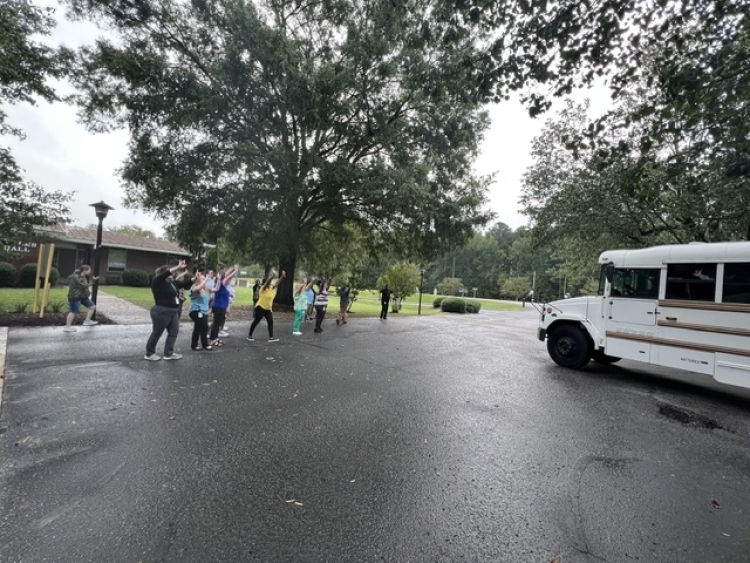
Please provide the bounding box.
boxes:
[1,310,749,563]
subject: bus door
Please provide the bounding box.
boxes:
[604,268,661,362]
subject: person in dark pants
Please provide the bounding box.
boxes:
[247,268,286,342]
[379,284,391,320]
[188,270,212,350]
[313,278,330,333]
[145,259,187,361]
[209,264,239,347]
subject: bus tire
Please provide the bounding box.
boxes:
[547,325,592,369]
[592,350,621,364]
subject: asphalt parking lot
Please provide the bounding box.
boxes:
[1,308,749,563]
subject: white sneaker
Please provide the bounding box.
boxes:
[268,337,279,342]
[218,330,229,338]
[144,354,162,361]
[292,331,302,335]
[163,353,183,360]
[82,320,99,326]
[63,326,77,333]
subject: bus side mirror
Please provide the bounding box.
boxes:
[605,263,615,283]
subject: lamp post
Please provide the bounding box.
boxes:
[89,201,114,320]
[418,268,425,315]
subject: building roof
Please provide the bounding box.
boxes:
[36,224,191,256]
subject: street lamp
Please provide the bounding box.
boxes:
[89,201,114,320]
[418,268,425,315]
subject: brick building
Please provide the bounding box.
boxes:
[9,224,191,284]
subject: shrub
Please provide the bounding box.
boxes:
[432,297,444,308]
[12,302,29,313]
[122,269,150,287]
[0,262,17,287]
[465,299,482,313]
[19,263,60,288]
[440,297,466,313]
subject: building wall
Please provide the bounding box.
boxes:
[7,241,191,285]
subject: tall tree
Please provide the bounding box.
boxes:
[0,0,72,253]
[69,0,493,303]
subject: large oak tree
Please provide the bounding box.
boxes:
[68,0,493,302]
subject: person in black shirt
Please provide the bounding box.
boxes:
[379,285,391,320]
[145,259,187,361]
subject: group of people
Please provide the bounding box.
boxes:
[145,266,359,360]
[62,260,392,362]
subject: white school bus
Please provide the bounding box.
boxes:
[537,241,750,390]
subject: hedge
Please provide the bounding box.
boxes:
[18,263,60,288]
[440,297,466,313]
[432,297,444,308]
[0,263,17,287]
[439,297,482,314]
[122,268,151,287]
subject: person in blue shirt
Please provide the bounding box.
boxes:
[305,284,315,321]
[208,264,239,347]
[188,270,212,350]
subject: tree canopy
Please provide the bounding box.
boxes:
[0,0,72,253]
[69,0,494,301]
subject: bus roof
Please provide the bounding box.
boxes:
[598,241,750,267]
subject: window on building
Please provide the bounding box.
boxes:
[723,263,750,304]
[665,263,717,301]
[611,268,660,299]
[108,248,127,272]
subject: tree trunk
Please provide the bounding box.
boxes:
[275,254,297,307]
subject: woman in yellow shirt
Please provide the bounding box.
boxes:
[246,269,286,342]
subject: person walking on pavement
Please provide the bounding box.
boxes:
[64,265,99,332]
[379,284,391,320]
[313,277,330,333]
[336,283,350,325]
[145,259,187,361]
[247,269,285,342]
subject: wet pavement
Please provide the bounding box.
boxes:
[1,308,750,563]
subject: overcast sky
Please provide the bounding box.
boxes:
[5,3,611,238]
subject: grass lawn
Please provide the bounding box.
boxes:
[0,286,522,316]
[0,287,71,313]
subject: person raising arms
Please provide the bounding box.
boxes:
[247,268,286,342]
[145,259,187,361]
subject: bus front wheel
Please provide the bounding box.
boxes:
[547,325,592,369]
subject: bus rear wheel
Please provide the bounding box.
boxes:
[547,325,592,369]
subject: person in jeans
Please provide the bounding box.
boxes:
[247,268,285,342]
[145,259,187,361]
[188,270,212,351]
[64,265,99,332]
[313,278,330,333]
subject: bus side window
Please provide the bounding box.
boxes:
[723,263,750,304]
[611,268,660,298]
[666,263,716,301]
